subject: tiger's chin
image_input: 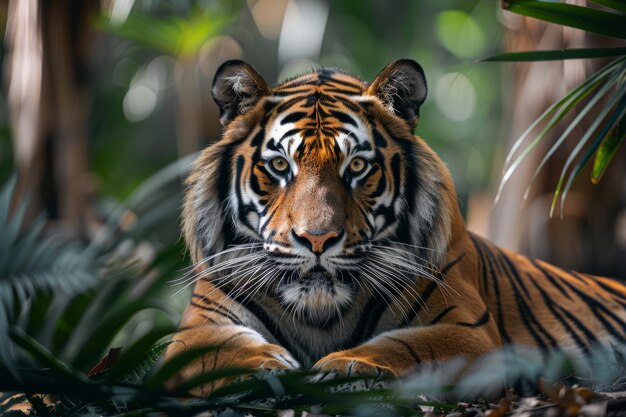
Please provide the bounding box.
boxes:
[277,270,354,327]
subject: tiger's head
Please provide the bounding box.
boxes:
[183,59,461,324]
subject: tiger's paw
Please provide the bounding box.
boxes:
[313,352,396,378]
[310,352,396,391]
[238,344,300,372]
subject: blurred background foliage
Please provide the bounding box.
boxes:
[0,0,626,415]
[88,0,504,204]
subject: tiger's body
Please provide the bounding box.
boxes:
[168,59,626,393]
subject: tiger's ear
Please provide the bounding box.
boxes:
[366,59,428,128]
[212,60,270,126]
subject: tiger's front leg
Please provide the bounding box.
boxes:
[165,284,300,396]
[312,323,500,379]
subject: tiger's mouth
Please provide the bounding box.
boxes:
[301,265,333,282]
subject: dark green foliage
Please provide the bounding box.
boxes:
[504,0,626,39]
[0,177,99,373]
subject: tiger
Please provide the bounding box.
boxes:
[167,58,626,395]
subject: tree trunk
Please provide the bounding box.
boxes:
[5,0,98,237]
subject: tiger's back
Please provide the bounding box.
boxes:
[471,234,626,355]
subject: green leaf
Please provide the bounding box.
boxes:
[553,83,626,216]
[170,367,253,395]
[556,96,626,215]
[119,341,174,385]
[50,292,96,354]
[9,327,79,380]
[592,117,625,184]
[107,328,176,382]
[66,300,170,371]
[87,153,194,255]
[482,47,626,62]
[504,0,626,39]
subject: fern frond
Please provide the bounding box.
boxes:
[0,176,100,372]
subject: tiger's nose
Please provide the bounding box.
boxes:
[293,229,342,254]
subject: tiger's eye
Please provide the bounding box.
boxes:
[271,157,289,172]
[349,157,367,173]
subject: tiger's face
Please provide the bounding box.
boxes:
[184,60,456,323]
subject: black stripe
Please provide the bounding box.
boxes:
[497,249,531,300]
[279,128,300,142]
[322,76,364,91]
[527,273,595,355]
[591,276,626,308]
[281,111,308,125]
[372,130,387,148]
[428,306,456,325]
[231,295,305,361]
[441,253,466,275]
[334,95,362,112]
[249,129,265,147]
[559,274,626,343]
[330,110,357,126]
[531,260,572,301]
[349,295,389,347]
[490,247,558,350]
[189,300,244,326]
[398,253,465,327]
[275,96,308,112]
[470,236,512,344]
[389,153,402,202]
[368,164,386,199]
[384,336,421,364]
[400,281,437,327]
[259,207,277,235]
[470,234,490,296]
[191,294,246,324]
[456,310,490,328]
[220,330,255,346]
[569,270,589,285]
[234,155,258,235]
[198,313,218,325]
[206,139,245,252]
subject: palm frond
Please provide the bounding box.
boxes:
[482,47,626,62]
[487,0,626,212]
[556,91,626,215]
[503,0,626,40]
